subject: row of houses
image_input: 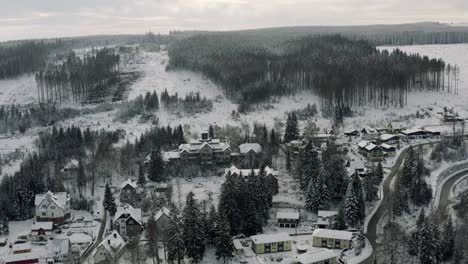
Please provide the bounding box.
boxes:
[1,238,71,264]
[275,210,339,229]
[236,229,353,254]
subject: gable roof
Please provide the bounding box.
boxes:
[276,211,300,220]
[114,204,142,225]
[357,140,370,148]
[63,159,79,170]
[312,229,354,240]
[380,133,398,141]
[35,191,69,209]
[239,143,262,154]
[179,138,230,153]
[154,207,171,222]
[361,126,378,134]
[225,165,278,178]
[95,231,126,258]
[317,210,338,219]
[121,179,138,190]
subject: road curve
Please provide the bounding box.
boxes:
[361,141,440,264]
[434,169,468,222]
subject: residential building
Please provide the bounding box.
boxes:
[0,237,7,247]
[46,238,71,264]
[238,143,263,168]
[276,211,300,228]
[120,179,138,204]
[344,130,359,137]
[381,143,396,157]
[312,229,353,249]
[295,249,338,264]
[113,204,143,239]
[400,128,435,140]
[357,141,384,161]
[31,221,53,241]
[360,127,379,140]
[316,211,338,229]
[225,165,279,195]
[154,207,172,242]
[61,159,79,180]
[379,134,399,145]
[250,233,292,254]
[232,239,244,255]
[93,231,126,264]
[35,191,70,224]
[163,132,232,165]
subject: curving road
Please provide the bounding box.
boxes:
[434,169,468,222]
[362,141,440,264]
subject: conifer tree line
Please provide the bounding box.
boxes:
[407,210,456,264]
[392,146,432,216]
[0,41,62,79]
[0,104,81,134]
[160,89,213,114]
[35,47,120,104]
[218,166,273,236]
[168,34,458,111]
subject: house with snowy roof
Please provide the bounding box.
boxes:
[161,132,232,165]
[356,140,384,161]
[93,231,126,264]
[400,127,435,140]
[120,179,138,204]
[225,165,279,194]
[238,143,263,168]
[360,126,379,140]
[316,210,338,228]
[154,207,173,242]
[31,221,53,241]
[250,233,292,254]
[113,204,143,239]
[61,159,79,180]
[46,238,71,264]
[312,229,354,249]
[276,210,300,228]
[3,252,42,264]
[378,133,400,145]
[35,191,70,223]
[294,249,338,264]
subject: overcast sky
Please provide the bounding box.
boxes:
[1,0,467,41]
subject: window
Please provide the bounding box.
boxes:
[335,239,341,249]
[42,212,46,216]
[51,206,55,209]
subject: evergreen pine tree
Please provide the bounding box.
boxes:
[344,171,365,226]
[182,192,205,263]
[213,213,234,264]
[363,171,378,202]
[148,147,165,182]
[167,214,185,264]
[419,219,439,264]
[138,163,146,186]
[209,125,214,139]
[284,112,299,142]
[146,215,160,264]
[219,174,241,235]
[332,208,348,230]
[439,217,455,261]
[103,183,117,216]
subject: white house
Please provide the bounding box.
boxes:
[31,221,53,241]
[93,231,126,264]
[113,204,143,238]
[276,211,300,228]
[35,191,70,223]
[316,210,338,228]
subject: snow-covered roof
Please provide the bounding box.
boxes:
[357,140,370,148]
[318,211,338,219]
[239,143,262,154]
[96,231,126,258]
[179,138,230,153]
[154,207,171,221]
[361,126,378,134]
[312,229,353,240]
[401,128,427,135]
[3,252,43,263]
[114,204,142,225]
[35,191,69,209]
[381,143,396,151]
[162,151,180,162]
[365,143,380,151]
[250,233,291,244]
[31,221,53,231]
[233,239,243,250]
[276,211,300,220]
[380,133,398,141]
[13,243,32,252]
[63,159,79,170]
[47,238,70,257]
[69,233,92,244]
[225,165,278,178]
[296,249,338,264]
[121,179,138,190]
